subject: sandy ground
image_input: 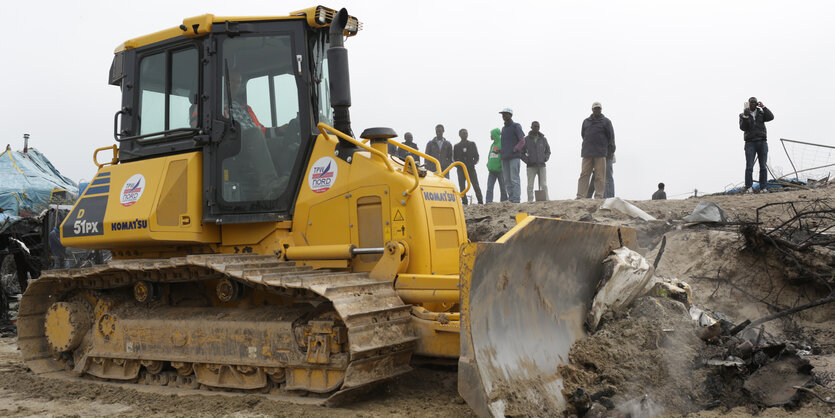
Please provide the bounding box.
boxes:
[0,337,473,417]
[1,185,834,416]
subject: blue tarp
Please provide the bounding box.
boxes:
[723,179,805,195]
[0,147,77,217]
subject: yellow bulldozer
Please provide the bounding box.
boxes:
[18,6,636,416]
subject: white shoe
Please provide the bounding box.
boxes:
[745,188,754,194]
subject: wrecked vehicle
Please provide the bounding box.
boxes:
[1,141,107,323]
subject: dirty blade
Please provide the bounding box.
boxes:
[459,217,637,417]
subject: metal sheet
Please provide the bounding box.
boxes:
[459,217,637,417]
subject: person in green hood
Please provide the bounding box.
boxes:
[485,128,507,203]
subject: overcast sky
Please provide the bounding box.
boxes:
[3,1,834,201]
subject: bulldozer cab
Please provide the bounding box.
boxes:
[110,12,345,224]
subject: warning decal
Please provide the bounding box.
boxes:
[392,209,406,238]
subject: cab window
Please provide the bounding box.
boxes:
[218,34,302,206]
[137,48,199,135]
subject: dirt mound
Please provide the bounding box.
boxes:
[560,296,711,414]
[466,185,835,416]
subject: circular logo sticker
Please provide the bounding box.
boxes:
[120,174,146,207]
[308,157,338,194]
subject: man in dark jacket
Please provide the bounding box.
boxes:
[395,132,421,164]
[499,108,526,203]
[522,121,550,201]
[576,102,615,199]
[453,129,483,204]
[739,97,774,193]
[425,124,453,178]
[652,183,666,200]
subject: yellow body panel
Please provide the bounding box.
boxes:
[289,131,467,279]
[61,152,218,249]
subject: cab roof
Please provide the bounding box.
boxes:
[115,6,361,53]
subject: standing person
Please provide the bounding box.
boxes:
[652,183,667,200]
[453,129,483,204]
[485,128,507,203]
[48,226,65,269]
[396,132,421,164]
[739,97,774,193]
[424,124,453,178]
[522,121,551,202]
[576,102,614,199]
[499,108,526,203]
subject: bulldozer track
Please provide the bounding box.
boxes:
[18,254,418,405]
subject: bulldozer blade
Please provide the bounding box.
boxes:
[459,216,637,417]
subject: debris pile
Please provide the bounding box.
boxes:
[464,189,835,416]
[559,201,835,416]
[563,280,821,416]
[741,199,835,290]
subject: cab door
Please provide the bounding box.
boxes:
[204,21,312,224]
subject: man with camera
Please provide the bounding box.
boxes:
[739,97,774,193]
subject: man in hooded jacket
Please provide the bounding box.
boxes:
[576,101,615,199]
[522,121,551,201]
[485,128,507,203]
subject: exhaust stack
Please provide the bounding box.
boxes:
[328,8,353,137]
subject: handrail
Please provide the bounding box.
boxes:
[442,161,471,197]
[403,155,421,196]
[118,127,200,144]
[93,145,119,168]
[387,139,441,175]
[113,107,130,140]
[317,123,394,172]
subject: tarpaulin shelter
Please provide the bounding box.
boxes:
[0,147,77,217]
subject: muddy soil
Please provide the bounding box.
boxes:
[0,337,472,417]
[1,186,833,416]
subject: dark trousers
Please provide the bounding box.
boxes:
[745,140,768,189]
[457,165,483,204]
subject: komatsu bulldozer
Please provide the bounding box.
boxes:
[18,6,636,416]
